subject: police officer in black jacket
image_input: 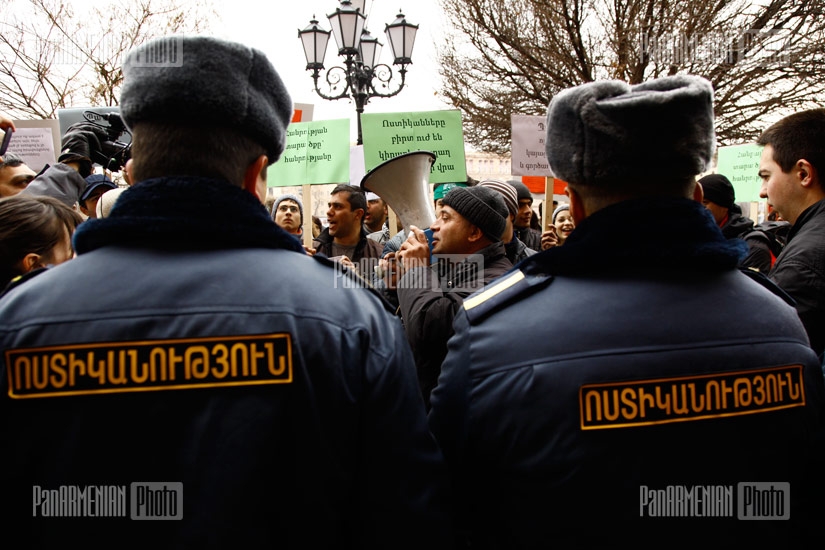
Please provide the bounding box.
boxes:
[0,36,451,548]
[429,75,825,548]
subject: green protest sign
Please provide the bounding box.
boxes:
[360,110,466,184]
[716,143,764,203]
[267,119,350,187]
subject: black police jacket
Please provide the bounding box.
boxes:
[430,197,825,548]
[0,176,453,548]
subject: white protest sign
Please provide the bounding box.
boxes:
[511,114,553,177]
[349,145,366,185]
[8,121,60,173]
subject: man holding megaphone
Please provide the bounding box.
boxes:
[396,185,512,410]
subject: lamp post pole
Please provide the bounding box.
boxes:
[299,0,418,145]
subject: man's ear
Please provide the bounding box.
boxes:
[467,224,484,243]
[124,159,134,186]
[78,202,90,217]
[693,180,704,203]
[796,159,816,188]
[242,155,269,202]
[567,186,587,225]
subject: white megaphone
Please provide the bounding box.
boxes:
[360,150,437,236]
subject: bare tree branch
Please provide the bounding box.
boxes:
[438,0,825,154]
[0,0,215,119]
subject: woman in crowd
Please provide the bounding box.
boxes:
[552,203,575,245]
[0,194,83,292]
[541,203,576,250]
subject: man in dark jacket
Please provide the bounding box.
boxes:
[698,173,773,272]
[509,180,542,251]
[507,180,541,252]
[758,108,825,359]
[397,185,512,409]
[0,36,451,548]
[313,184,383,276]
[429,76,825,547]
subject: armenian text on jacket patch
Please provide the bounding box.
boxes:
[579,365,805,430]
[6,333,292,399]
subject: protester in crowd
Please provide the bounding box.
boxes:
[0,36,452,547]
[477,179,536,265]
[311,215,323,239]
[553,203,575,245]
[373,216,409,312]
[78,173,118,220]
[271,193,303,237]
[368,210,403,246]
[540,203,574,250]
[0,194,82,291]
[397,185,512,409]
[758,108,825,358]
[363,191,388,235]
[0,152,36,198]
[429,75,825,547]
[95,186,127,219]
[698,173,772,272]
[312,184,382,274]
[508,180,542,251]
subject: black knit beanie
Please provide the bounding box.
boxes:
[698,174,736,209]
[442,186,508,241]
[508,180,533,203]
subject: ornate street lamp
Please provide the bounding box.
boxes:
[299,0,419,144]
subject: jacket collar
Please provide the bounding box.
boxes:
[73,176,306,254]
[519,197,747,277]
[786,198,825,243]
[313,225,370,249]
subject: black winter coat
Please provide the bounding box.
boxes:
[430,197,825,548]
[0,177,453,548]
[397,241,512,409]
[720,208,772,272]
[770,198,825,357]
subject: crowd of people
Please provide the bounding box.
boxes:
[1,35,824,547]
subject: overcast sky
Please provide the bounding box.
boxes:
[212,0,450,142]
[3,0,452,143]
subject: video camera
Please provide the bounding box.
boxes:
[83,110,132,172]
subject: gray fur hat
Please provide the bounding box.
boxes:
[120,36,293,163]
[442,185,508,242]
[545,75,715,188]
